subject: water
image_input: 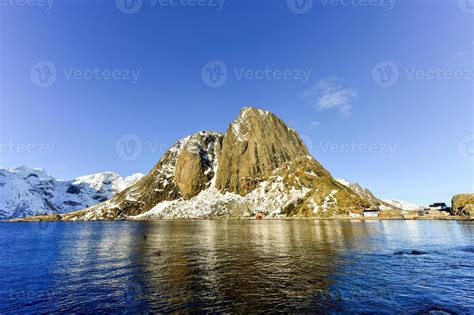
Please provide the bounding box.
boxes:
[0,220,473,313]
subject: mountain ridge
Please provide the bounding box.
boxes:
[26,107,382,221]
[14,107,425,221]
[0,166,143,219]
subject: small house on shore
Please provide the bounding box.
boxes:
[350,211,362,218]
[429,203,450,211]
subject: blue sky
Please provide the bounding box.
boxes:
[0,0,472,204]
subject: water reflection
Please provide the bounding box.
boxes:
[0,220,472,313]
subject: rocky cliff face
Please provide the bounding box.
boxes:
[175,132,223,199]
[452,194,474,217]
[31,107,383,221]
[216,108,316,195]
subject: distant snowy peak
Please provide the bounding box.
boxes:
[336,178,380,206]
[382,199,426,211]
[73,172,144,196]
[3,166,54,181]
[335,178,424,211]
[0,167,143,219]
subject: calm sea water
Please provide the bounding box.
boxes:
[0,220,473,313]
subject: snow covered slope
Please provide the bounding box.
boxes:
[335,178,425,211]
[335,178,381,208]
[0,166,143,219]
[382,199,426,211]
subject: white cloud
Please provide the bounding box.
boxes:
[303,77,357,116]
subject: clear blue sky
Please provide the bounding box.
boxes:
[0,0,472,205]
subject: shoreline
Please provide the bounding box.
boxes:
[3,215,472,223]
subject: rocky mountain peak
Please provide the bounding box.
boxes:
[27,107,386,221]
[216,107,310,195]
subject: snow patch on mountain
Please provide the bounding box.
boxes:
[133,184,310,220]
[133,163,310,220]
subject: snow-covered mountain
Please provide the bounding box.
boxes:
[40,107,391,221]
[335,178,400,211]
[335,178,425,211]
[0,166,143,219]
[335,178,381,208]
[382,199,426,211]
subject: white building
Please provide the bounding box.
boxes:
[363,210,379,217]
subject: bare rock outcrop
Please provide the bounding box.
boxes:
[216,107,319,195]
[175,132,222,199]
[452,194,474,217]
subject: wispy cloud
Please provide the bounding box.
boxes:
[303,77,357,117]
